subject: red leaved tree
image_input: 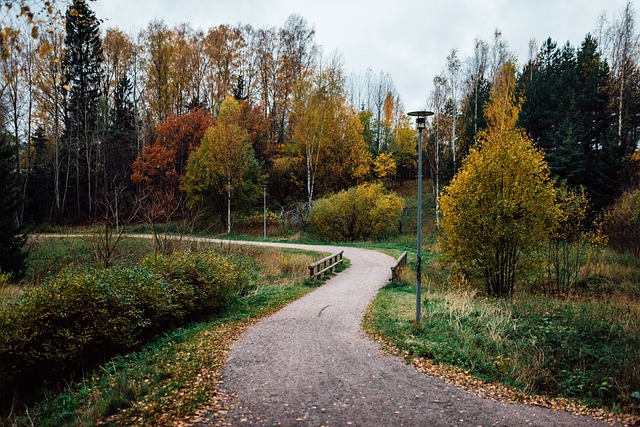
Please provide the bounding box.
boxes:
[131,108,214,239]
[131,108,215,194]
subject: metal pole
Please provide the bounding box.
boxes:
[408,110,432,325]
[115,188,119,234]
[416,127,423,324]
[263,185,267,239]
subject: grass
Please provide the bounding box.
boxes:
[2,235,335,426]
[364,259,640,420]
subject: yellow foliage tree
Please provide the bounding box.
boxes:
[183,96,257,233]
[374,152,396,181]
[439,62,558,297]
[291,66,370,207]
[310,183,404,242]
[391,115,417,176]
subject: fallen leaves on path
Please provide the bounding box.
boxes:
[365,328,640,427]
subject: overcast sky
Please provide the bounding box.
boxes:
[92,0,632,110]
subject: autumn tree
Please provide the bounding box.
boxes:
[131,108,214,194]
[289,62,370,209]
[390,114,417,180]
[602,1,640,152]
[1,31,35,226]
[32,27,65,219]
[141,20,175,122]
[439,62,558,297]
[0,0,60,59]
[373,152,396,182]
[182,96,260,233]
[273,15,317,144]
[203,24,246,110]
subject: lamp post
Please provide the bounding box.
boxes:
[263,185,267,240]
[408,110,434,324]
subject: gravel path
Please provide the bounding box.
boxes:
[191,241,614,427]
[35,235,617,425]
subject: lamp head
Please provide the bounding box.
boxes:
[407,110,434,130]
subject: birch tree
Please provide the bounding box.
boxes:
[603,1,640,152]
[183,96,258,233]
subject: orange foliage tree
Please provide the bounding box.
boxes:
[131,108,214,230]
[131,108,214,194]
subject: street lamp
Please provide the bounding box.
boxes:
[408,110,434,324]
[262,185,267,240]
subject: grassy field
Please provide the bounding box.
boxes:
[1,234,333,426]
[4,180,640,424]
[363,239,640,422]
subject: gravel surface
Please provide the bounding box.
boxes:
[190,241,615,427]
[37,235,619,426]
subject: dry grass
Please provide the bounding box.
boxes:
[255,250,316,281]
[0,283,24,308]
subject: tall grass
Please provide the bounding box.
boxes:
[366,281,640,414]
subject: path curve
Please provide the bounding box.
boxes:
[35,234,618,425]
[187,239,613,427]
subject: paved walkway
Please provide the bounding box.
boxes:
[189,240,612,427]
[37,234,616,425]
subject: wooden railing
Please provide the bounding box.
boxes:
[390,251,408,282]
[308,251,344,279]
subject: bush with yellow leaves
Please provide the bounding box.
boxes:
[310,183,405,242]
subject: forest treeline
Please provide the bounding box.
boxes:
[0,0,639,274]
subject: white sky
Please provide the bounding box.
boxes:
[92,0,633,110]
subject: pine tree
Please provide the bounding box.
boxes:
[62,0,103,219]
[519,36,620,211]
[0,129,26,278]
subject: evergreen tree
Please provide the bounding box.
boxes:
[24,127,54,224]
[62,0,103,220]
[0,129,26,278]
[519,35,620,211]
[575,35,620,210]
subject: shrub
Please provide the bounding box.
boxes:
[0,251,251,395]
[141,251,251,314]
[542,185,604,297]
[310,183,405,242]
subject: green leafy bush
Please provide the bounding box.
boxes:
[310,183,405,242]
[0,251,252,396]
